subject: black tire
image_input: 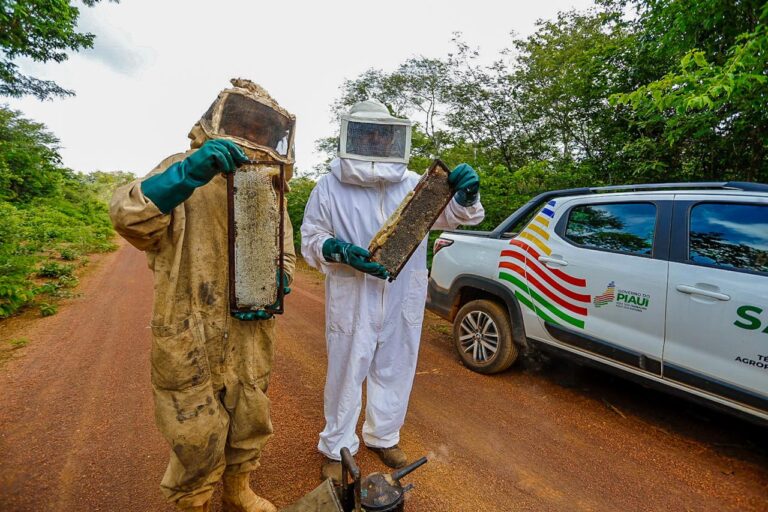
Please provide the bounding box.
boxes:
[452,299,518,374]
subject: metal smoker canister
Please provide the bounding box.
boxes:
[359,458,428,511]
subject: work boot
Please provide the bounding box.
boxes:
[320,457,342,484]
[222,472,277,512]
[368,445,408,469]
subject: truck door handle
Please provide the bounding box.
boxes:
[538,256,568,267]
[675,285,731,301]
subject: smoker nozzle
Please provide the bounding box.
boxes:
[391,456,428,481]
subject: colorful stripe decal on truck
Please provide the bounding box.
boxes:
[498,202,592,329]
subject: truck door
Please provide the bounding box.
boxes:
[507,195,671,375]
[664,196,768,415]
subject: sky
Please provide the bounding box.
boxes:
[7,0,595,177]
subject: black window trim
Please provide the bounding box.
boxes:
[670,199,768,277]
[555,199,672,261]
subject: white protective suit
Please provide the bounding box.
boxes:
[301,157,485,459]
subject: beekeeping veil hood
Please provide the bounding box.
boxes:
[339,99,411,164]
[189,78,296,181]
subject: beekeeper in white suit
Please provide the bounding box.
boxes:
[301,99,484,481]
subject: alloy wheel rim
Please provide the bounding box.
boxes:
[459,311,499,363]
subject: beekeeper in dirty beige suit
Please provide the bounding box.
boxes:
[110,79,296,512]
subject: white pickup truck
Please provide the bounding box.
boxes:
[426,182,768,425]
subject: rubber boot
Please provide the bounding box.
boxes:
[368,445,408,469]
[222,472,277,512]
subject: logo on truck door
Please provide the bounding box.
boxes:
[593,282,615,307]
[498,201,592,329]
[734,305,768,334]
[593,281,651,312]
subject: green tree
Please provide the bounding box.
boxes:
[85,170,136,203]
[612,0,768,182]
[443,36,540,173]
[0,106,65,201]
[0,0,118,100]
[512,9,633,182]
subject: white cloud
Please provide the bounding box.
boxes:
[709,219,768,250]
[76,9,154,76]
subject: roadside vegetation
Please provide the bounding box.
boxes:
[0,106,134,318]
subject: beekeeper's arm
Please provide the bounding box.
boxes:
[300,179,388,279]
[109,139,248,251]
[433,163,485,230]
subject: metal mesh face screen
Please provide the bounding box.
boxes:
[345,121,408,159]
[232,165,279,308]
[368,160,453,278]
[219,94,293,156]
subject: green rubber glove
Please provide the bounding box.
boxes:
[322,238,389,280]
[232,271,291,321]
[141,139,249,213]
[232,310,273,321]
[447,163,480,207]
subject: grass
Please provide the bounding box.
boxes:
[8,338,29,349]
[429,323,452,336]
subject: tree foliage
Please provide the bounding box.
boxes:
[614,1,768,182]
[0,0,118,100]
[0,105,63,200]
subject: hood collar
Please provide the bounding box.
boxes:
[330,157,407,187]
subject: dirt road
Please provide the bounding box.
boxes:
[1,244,766,511]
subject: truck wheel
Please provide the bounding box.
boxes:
[453,299,517,374]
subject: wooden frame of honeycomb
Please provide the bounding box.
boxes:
[227,162,286,314]
[369,159,453,280]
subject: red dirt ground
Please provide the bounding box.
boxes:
[1,244,766,511]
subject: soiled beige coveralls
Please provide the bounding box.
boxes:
[110,150,295,506]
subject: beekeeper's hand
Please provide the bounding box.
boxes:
[447,163,480,207]
[233,310,273,321]
[322,238,389,280]
[140,139,249,213]
[187,139,249,178]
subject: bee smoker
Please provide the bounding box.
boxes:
[340,447,428,512]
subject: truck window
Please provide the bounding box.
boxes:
[564,203,656,256]
[689,203,768,274]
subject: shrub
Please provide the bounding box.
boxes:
[35,282,60,295]
[36,261,74,278]
[57,274,79,288]
[60,248,78,261]
[38,302,57,317]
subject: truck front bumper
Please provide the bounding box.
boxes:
[426,277,453,320]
